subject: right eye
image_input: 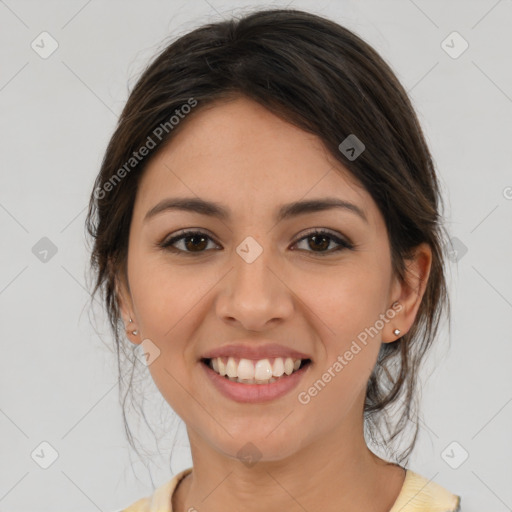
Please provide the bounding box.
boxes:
[159,230,220,255]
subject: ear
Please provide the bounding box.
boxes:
[383,242,432,343]
[115,271,142,345]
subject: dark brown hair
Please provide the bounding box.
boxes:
[86,7,450,466]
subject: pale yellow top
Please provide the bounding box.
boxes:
[120,467,461,512]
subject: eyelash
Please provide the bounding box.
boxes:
[158,228,354,257]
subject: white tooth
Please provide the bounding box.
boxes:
[214,356,302,381]
[226,357,238,378]
[217,357,227,376]
[237,358,255,380]
[272,357,285,377]
[255,359,272,380]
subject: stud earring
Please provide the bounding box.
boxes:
[393,328,401,336]
[128,317,139,336]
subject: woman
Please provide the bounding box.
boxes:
[86,8,461,512]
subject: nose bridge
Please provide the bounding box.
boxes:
[216,233,293,328]
[233,234,276,298]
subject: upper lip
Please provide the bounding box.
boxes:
[201,342,312,361]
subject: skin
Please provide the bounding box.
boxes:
[117,96,432,512]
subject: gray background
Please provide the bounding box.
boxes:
[1,0,511,510]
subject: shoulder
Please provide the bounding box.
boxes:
[119,467,193,512]
[120,496,151,512]
[118,467,460,512]
[389,469,461,512]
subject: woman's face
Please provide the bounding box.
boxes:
[117,96,430,462]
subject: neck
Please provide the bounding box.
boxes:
[172,413,405,512]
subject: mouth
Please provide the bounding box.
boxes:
[200,356,312,384]
[200,356,312,403]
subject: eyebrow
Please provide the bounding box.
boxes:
[144,197,368,224]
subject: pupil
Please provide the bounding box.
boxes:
[310,235,329,251]
[186,235,207,251]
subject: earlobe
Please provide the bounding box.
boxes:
[382,300,404,343]
[127,317,139,336]
[124,320,142,344]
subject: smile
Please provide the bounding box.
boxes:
[201,357,312,403]
[203,356,310,384]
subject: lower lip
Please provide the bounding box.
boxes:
[201,360,311,403]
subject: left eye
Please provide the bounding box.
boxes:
[159,229,353,256]
[293,229,353,254]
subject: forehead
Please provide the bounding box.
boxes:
[134,96,377,225]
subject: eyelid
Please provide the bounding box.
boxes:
[293,227,353,248]
[159,227,354,255]
[158,228,221,255]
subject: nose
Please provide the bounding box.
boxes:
[215,239,294,331]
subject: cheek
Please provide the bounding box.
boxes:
[127,249,213,384]
[128,251,200,334]
[305,260,389,342]
[302,258,388,397]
